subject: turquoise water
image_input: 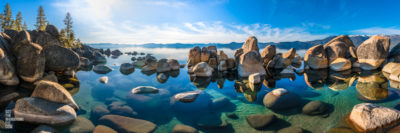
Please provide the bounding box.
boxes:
[40,46,400,132]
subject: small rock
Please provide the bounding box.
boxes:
[172,124,198,133]
[173,91,200,103]
[31,125,56,133]
[93,65,113,74]
[246,114,276,129]
[98,115,157,133]
[98,76,108,84]
[93,125,117,133]
[277,126,304,133]
[130,86,159,94]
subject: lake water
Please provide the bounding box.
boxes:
[3,44,400,133]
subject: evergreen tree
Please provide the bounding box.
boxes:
[22,21,28,30]
[10,19,16,30]
[35,6,46,31]
[15,11,22,31]
[2,3,12,30]
[64,12,73,40]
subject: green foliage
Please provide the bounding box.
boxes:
[1,3,13,31]
[60,12,81,48]
[22,21,27,30]
[15,11,23,31]
[35,6,46,31]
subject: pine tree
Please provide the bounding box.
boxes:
[64,12,73,40]
[59,28,68,47]
[22,21,28,30]
[2,3,12,30]
[10,19,16,30]
[35,6,46,31]
[15,11,22,31]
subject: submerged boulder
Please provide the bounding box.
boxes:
[263,88,301,110]
[246,114,276,129]
[31,80,79,110]
[173,91,200,103]
[302,100,329,115]
[64,116,95,133]
[44,45,80,71]
[98,115,157,133]
[172,124,198,133]
[348,103,400,132]
[93,125,117,133]
[13,97,77,125]
[130,86,159,94]
[357,35,390,70]
[304,45,328,69]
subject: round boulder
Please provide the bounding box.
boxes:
[263,88,302,110]
[246,114,276,129]
[357,35,390,70]
[93,65,113,74]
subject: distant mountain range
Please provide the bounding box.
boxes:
[87,35,400,50]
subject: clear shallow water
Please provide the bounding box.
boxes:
[71,46,399,133]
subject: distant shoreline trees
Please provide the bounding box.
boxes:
[0,3,82,48]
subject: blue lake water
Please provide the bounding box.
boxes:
[34,45,400,132]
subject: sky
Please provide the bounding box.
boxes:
[1,0,400,44]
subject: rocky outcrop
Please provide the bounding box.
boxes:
[242,36,259,54]
[190,62,214,77]
[273,48,296,69]
[348,103,400,132]
[261,45,276,66]
[357,35,390,70]
[44,45,80,71]
[0,48,19,86]
[238,51,265,77]
[31,80,79,110]
[304,45,328,69]
[187,46,201,67]
[13,97,77,125]
[98,115,157,133]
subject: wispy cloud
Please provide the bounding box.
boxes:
[352,27,400,35]
[53,0,328,44]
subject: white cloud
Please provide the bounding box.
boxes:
[352,27,400,35]
[53,0,328,44]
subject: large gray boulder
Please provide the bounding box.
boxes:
[157,58,171,72]
[263,88,301,110]
[31,80,79,110]
[261,45,276,66]
[14,39,45,82]
[13,97,77,125]
[304,45,328,69]
[98,115,157,133]
[348,103,400,132]
[44,45,80,71]
[190,62,214,77]
[357,35,390,70]
[0,48,19,86]
[30,30,61,47]
[242,36,259,54]
[45,25,60,38]
[273,48,296,69]
[238,51,265,77]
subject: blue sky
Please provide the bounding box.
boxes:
[1,0,400,44]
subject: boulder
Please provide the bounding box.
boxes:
[79,57,91,66]
[94,51,106,63]
[263,88,301,110]
[217,50,228,63]
[111,50,122,56]
[91,105,110,121]
[31,80,79,110]
[196,114,228,129]
[324,41,348,63]
[45,25,60,38]
[249,73,263,84]
[277,127,304,133]
[274,48,296,69]
[173,91,200,103]
[226,58,236,70]
[98,115,157,133]
[44,45,80,71]
[172,124,198,133]
[130,86,159,94]
[168,59,180,70]
[188,46,201,67]
[191,62,214,77]
[348,103,400,132]
[238,51,265,77]
[246,114,276,129]
[93,65,113,74]
[109,104,137,117]
[383,62,400,74]
[291,54,302,67]
[218,60,227,71]
[325,35,355,48]
[157,58,171,72]
[242,36,259,54]
[329,58,352,71]
[0,48,19,86]
[207,46,218,57]
[389,43,400,63]
[93,125,117,133]
[200,47,210,62]
[390,70,400,82]
[261,45,276,66]
[31,31,61,47]
[98,76,108,84]
[13,97,77,125]
[119,63,134,74]
[14,41,45,82]
[357,35,390,70]
[302,100,329,115]
[64,116,95,133]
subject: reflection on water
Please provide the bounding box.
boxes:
[4,45,400,133]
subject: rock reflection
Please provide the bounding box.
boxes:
[189,76,211,90]
[304,69,328,90]
[58,76,80,96]
[326,70,355,91]
[234,80,262,102]
[157,73,169,84]
[356,71,389,101]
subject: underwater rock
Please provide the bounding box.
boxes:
[191,62,214,77]
[357,35,390,70]
[130,86,159,94]
[31,125,56,133]
[277,126,304,133]
[93,125,118,133]
[172,124,198,133]
[304,69,328,90]
[246,114,276,129]
[31,80,79,110]
[302,100,329,115]
[348,103,400,132]
[64,116,95,133]
[119,63,134,74]
[109,104,137,117]
[91,105,110,121]
[98,76,108,84]
[197,114,229,129]
[13,97,77,125]
[98,115,157,133]
[44,45,80,72]
[173,91,200,103]
[263,88,301,110]
[157,73,169,83]
[93,65,113,74]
